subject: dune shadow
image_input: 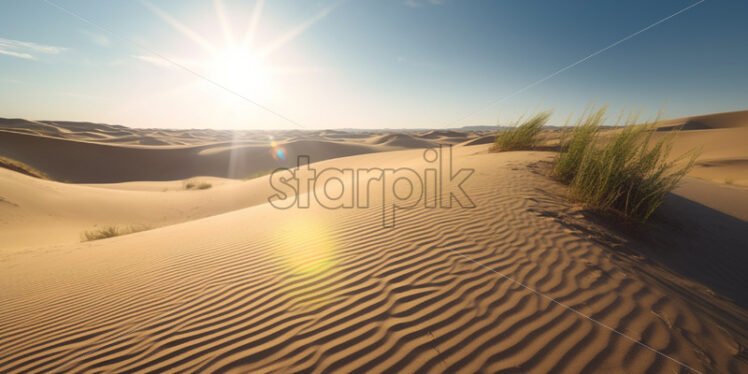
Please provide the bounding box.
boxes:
[645,194,748,307]
[528,174,748,337]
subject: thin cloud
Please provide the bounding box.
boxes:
[0,49,33,59]
[0,37,66,60]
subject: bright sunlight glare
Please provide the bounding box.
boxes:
[206,48,274,100]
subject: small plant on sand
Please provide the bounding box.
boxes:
[81,224,151,242]
[184,181,212,190]
[554,109,698,222]
[0,156,50,180]
[724,178,734,185]
[492,111,552,151]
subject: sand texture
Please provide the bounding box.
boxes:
[1,113,747,373]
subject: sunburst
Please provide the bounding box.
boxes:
[140,0,341,101]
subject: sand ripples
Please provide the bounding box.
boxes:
[1,152,745,373]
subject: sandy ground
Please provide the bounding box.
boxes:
[654,111,748,188]
[1,112,747,373]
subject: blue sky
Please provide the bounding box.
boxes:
[0,0,746,129]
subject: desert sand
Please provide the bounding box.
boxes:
[1,112,747,373]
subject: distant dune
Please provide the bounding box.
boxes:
[370,132,437,148]
[651,110,748,187]
[0,119,484,182]
[655,109,748,131]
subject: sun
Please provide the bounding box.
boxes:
[207,48,273,99]
[139,0,340,117]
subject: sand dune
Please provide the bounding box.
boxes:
[1,113,747,373]
[0,167,279,251]
[370,133,436,148]
[0,118,236,145]
[656,110,748,131]
[649,111,748,187]
[0,119,484,183]
[461,134,496,146]
[416,129,470,139]
[0,130,386,182]
[1,148,746,373]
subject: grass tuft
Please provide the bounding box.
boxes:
[553,108,698,222]
[81,224,151,242]
[492,111,552,151]
[184,181,212,190]
[553,107,606,183]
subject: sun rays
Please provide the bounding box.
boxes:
[135,0,341,175]
[138,0,341,101]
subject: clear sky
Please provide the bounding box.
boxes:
[0,0,746,129]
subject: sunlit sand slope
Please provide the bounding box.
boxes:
[655,110,748,187]
[0,168,277,251]
[1,149,745,373]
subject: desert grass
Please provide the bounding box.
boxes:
[81,224,151,242]
[553,107,607,183]
[554,109,698,222]
[492,111,552,151]
[0,156,50,180]
[184,181,212,190]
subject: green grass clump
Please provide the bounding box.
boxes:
[554,111,698,222]
[81,224,150,242]
[493,111,552,151]
[553,107,606,183]
[0,156,50,180]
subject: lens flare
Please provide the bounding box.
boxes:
[271,146,286,160]
[268,136,286,160]
[274,219,337,274]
